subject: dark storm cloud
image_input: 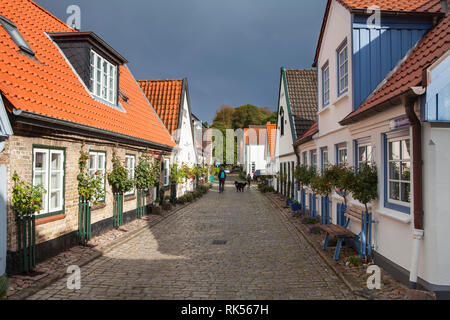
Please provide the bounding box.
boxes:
[34,0,326,123]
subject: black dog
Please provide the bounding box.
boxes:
[234,181,247,192]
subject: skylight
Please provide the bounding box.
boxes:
[0,15,35,56]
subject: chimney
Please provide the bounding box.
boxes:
[441,0,449,14]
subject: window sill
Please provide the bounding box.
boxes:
[333,92,349,106]
[92,203,107,211]
[36,213,65,226]
[125,195,136,202]
[318,105,331,115]
[377,207,411,224]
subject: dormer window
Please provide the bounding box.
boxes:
[0,15,35,57]
[90,50,117,104]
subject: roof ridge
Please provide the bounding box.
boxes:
[26,0,73,30]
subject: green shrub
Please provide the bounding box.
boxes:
[185,193,194,202]
[301,216,320,225]
[258,184,275,193]
[0,274,9,299]
[162,202,172,211]
[176,196,186,204]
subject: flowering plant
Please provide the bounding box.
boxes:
[135,155,155,190]
[107,151,134,194]
[77,149,105,204]
[12,171,46,216]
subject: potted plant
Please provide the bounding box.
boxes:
[290,200,301,212]
[11,171,46,273]
[77,149,105,243]
[107,151,134,227]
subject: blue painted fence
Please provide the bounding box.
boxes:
[321,196,331,225]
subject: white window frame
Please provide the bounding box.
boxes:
[322,62,330,107]
[163,159,170,187]
[310,150,317,171]
[387,137,411,206]
[337,44,348,96]
[33,148,65,215]
[125,155,136,195]
[89,151,106,201]
[357,144,374,168]
[337,147,348,165]
[90,50,117,104]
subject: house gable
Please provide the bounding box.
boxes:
[175,81,197,165]
[275,69,295,158]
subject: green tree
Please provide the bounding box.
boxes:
[213,105,234,128]
[231,104,272,129]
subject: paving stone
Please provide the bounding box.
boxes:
[27,180,354,300]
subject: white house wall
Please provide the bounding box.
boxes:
[175,91,197,167]
[317,0,353,137]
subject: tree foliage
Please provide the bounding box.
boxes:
[135,155,155,190]
[77,149,105,204]
[350,164,378,213]
[107,151,134,194]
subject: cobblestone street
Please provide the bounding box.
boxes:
[28,179,355,300]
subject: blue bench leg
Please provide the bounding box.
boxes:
[323,233,330,251]
[334,237,343,261]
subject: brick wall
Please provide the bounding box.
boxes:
[5,124,168,253]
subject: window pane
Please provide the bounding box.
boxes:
[51,152,61,170]
[97,56,101,68]
[98,154,105,169]
[401,162,410,181]
[35,152,46,170]
[389,182,400,201]
[389,141,401,160]
[402,140,411,160]
[401,183,411,203]
[34,172,44,186]
[89,154,96,170]
[50,191,60,211]
[51,172,60,190]
[359,146,366,163]
[389,162,400,180]
[367,146,373,163]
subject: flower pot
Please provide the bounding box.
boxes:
[286,199,292,206]
[290,203,301,211]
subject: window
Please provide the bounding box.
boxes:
[310,150,317,171]
[33,147,65,215]
[302,152,307,166]
[279,108,285,136]
[163,158,170,187]
[90,50,117,104]
[387,138,411,205]
[336,145,347,165]
[89,151,106,201]
[322,62,330,107]
[0,16,35,56]
[337,42,348,96]
[321,148,328,172]
[357,145,373,168]
[125,155,136,195]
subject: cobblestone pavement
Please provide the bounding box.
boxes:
[28,180,355,300]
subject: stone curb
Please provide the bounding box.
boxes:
[263,192,373,300]
[7,199,197,300]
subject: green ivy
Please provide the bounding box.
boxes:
[107,151,134,194]
[11,171,45,216]
[135,155,155,190]
[77,150,105,204]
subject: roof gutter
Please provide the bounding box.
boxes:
[402,86,426,290]
[12,109,175,152]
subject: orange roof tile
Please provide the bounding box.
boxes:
[0,0,175,148]
[266,122,277,159]
[313,0,448,66]
[341,13,450,125]
[244,126,266,145]
[137,79,184,135]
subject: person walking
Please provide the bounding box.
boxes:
[246,173,252,190]
[218,167,227,193]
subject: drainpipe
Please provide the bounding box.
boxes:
[404,87,425,289]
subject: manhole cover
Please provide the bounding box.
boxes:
[212,240,227,245]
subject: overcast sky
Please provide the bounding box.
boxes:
[35,0,326,123]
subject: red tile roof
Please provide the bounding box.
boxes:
[313,0,448,66]
[294,122,318,146]
[137,79,184,135]
[0,0,175,148]
[341,13,450,125]
[266,122,277,158]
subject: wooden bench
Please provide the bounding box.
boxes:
[321,205,372,261]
